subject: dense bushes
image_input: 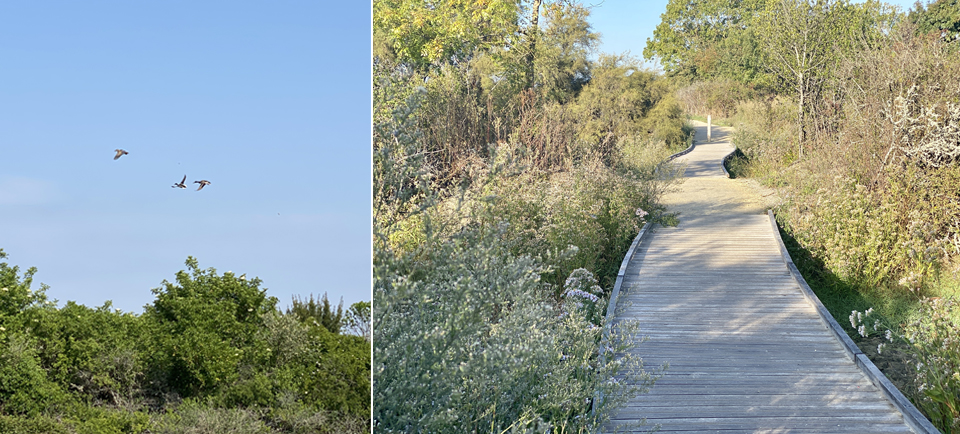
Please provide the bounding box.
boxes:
[0,249,370,433]
[373,58,674,434]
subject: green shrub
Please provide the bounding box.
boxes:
[851,298,960,433]
[641,94,693,149]
[0,413,68,434]
[0,333,67,416]
[268,400,369,434]
[374,75,665,432]
[375,222,658,433]
[903,297,960,431]
[0,249,50,323]
[151,399,270,434]
[478,157,665,293]
[18,301,145,406]
[296,329,369,416]
[143,258,277,398]
[676,79,757,119]
[59,403,150,434]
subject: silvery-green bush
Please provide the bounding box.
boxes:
[374,85,661,433]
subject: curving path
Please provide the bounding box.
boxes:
[601,121,934,433]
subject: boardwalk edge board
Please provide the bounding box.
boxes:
[721,148,736,178]
[654,133,697,177]
[767,209,940,434]
[592,221,652,416]
[593,136,697,415]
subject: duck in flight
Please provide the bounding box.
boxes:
[194,180,211,191]
[113,149,128,160]
[172,175,187,189]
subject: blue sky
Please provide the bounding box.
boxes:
[0,2,371,313]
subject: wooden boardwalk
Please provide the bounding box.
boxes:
[602,123,935,433]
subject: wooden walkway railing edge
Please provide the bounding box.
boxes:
[592,133,698,416]
[593,221,653,416]
[767,209,940,434]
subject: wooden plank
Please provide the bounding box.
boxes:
[600,130,922,433]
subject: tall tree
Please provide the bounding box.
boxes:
[909,0,960,38]
[373,0,522,69]
[345,301,371,341]
[288,293,344,334]
[644,0,765,79]
[755,0,886,159]
[525,0,543,89]
[534,1,598,101]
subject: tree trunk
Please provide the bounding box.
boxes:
[525,0,542,90]
[797,73,805,160]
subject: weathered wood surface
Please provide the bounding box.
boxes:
[602,123,923,433]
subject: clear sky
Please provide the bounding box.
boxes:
[0,2,371,313]
[588,0,923,68]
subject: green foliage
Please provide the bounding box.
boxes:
[373,0,522,69]
[58,403,151,434]
[373,75,665,432]
[534,1,598,103]
[152,399,270,434]
[558,54,691,168]
[345,301,371,340]
[851,298,960,432]
[675,79,757,119]
[375,219,658,432]
[267,400,370,434]
[257,311,370,417]
[0,413,67,434]
[903,297,960,431]
[287,293,344,334]
[910,0,960,37]
[0,249,368,432]
[481,157,669,292]
[144,258,277,398]
[641,94,691,149]
[643,0,765,80]
[21,301,145,406]
[296,328,370,416]
[0,333,67,416]
[0,249,49,322]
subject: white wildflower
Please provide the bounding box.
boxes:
[885,330,893,342]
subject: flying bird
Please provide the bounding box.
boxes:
[113,149,128,160]
[172,175,187,189]
[194,180,211,191]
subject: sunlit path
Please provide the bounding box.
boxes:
[602,121,936,433]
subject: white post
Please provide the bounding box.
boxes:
[707,115,712,142]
